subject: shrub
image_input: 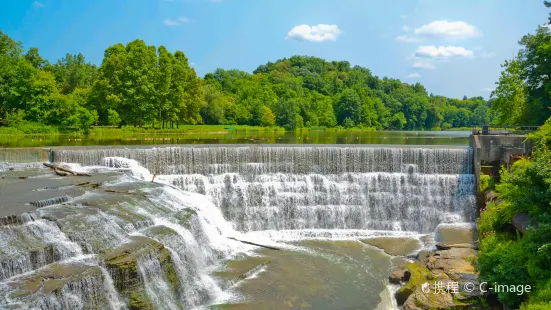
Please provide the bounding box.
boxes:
[14,121,58,134]
[480,172,495,192]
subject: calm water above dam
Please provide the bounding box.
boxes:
[0,130,470,148]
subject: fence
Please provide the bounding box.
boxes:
[471,125,540,135]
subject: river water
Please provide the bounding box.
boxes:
[0,144,476,309]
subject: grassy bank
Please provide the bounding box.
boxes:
[0,124,474,138]
[0,125,285,137]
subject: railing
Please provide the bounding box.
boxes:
[471,125,540,135]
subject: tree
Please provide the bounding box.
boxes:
[24,47,48,69]
[123,40,158,127]
[52,53,97,94]
[390,112,407,129]
[491,4,551,126]
[107,108,121,126]
[156,46,173,126]
[334,88,362,126]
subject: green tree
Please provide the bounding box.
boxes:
[491,59,528,125]
[123,40,158,127]
[52,53,97,95]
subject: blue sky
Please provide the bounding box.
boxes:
[0,0,547,99]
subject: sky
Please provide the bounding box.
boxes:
[0,0,547,99]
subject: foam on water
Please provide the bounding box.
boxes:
[1,146,477,309]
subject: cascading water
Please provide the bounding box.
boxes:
[55,146,475,234]
[0,145,477,309]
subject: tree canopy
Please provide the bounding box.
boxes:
[1,30,494,132]
[491,24,551,126]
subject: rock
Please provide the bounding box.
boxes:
[428,248,476,282]
[394,263,435,305]
[393,244,485,309]
[512,213,532,234]
[416,250,434,265]
[435,243,477,250]
[484,190,497,203]
[391,256,413,270]
[395,285,415,306]
[101,235,180,309]
[435,223,477,246]
[403,290,455,310]
[1,261,110,309]
[389,268,411,284]
[360,236,422,256]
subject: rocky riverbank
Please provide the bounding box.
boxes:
[389,224,489,309]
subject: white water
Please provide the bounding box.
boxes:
[1,146,476,309]
[137,251,180,310]
[99,265,127,310]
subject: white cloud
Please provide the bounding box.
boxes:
[163,17,190,26]
[412,61,436,70]
[164,19,180,26]
[286,24,341,42]
[481,87,494,92]
[413,46,474,59]
[396,35,422,43]
[408,73,421,78]
[414,20,481,40]
[402,25,410,32]
[33,1,44,8]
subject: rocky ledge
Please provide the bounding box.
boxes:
[390,224,488,309]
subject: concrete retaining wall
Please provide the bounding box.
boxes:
[474,135,532,165]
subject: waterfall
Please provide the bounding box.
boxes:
[0,145,476,309]
[62,146,475,234]
[136,251,180,310]
[53,146,472,175]
[0,219,82,280]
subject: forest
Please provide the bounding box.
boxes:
[476,3,551,309]
[1,30,496,134]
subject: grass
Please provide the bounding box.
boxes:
[0,125,285,137]
[0,122,60,136]
[88,125,285,136]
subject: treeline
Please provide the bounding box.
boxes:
[202,59,491,130]
[1,30,493,133]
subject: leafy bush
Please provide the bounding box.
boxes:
[480,172,496,192]
[14,121,58,134]
[477,201,510,236]
[477,120,551,309]
[0,127,24,135]
[478,233,531,307]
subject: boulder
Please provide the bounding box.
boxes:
[403,290,455,310]
[389,268,411,284]
[512,213,531,234]
[435,223,477,246]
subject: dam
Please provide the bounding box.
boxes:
[0,145,477,309]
